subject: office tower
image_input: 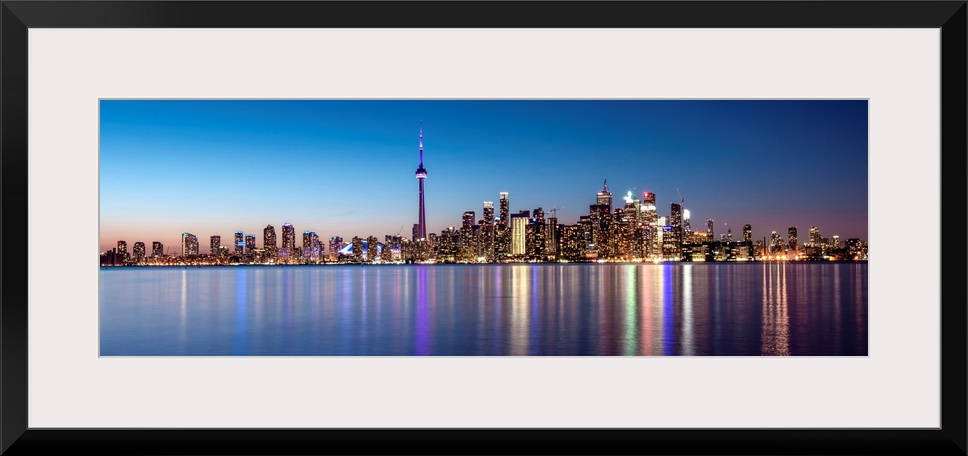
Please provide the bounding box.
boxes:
[328,236,343,261]
[414,122,428,240]
[151,241,163,258]
[303,231,313,255]
[234,231,244,256]
[670,203,683,247]
[499,192,509,226]
[181,232,198,257]
[809,226,821,247]
[640,192,658,258]
[462,211,475,228]
[511,212,529,256]
[596,179,612,209]
[532,207,544,225]
[245,235,256,255]
[132,242,146,263]
[788,226,798,249]
[281,223,295,256]
[482,201,494,225]
[351,236,363,261]
[210,235,221,256]
[367,236,378,261]
[264,225,277,257]
[117,240,129,263]
[743,224,752,243]
[706,219,714,236]
[683,209,692,234]
[771,231,782,253]
[727,227,733,242]
[832,235,840,250]
[546,216,559,260]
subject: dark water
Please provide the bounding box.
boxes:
[99,263,868,356]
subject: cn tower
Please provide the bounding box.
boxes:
[415,122,428,240]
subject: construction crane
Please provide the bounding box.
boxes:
[548,207,563,219]
[677,188,684,206]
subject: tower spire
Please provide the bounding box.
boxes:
[604,178,608,192]
[419,121,424,165]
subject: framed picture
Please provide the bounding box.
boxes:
[2,1,965,454]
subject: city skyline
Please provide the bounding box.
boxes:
[100,100,868,254]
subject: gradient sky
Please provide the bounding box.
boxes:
[99,100,868,254]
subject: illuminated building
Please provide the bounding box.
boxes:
[546,216,559,261]
[809,225,821,247]
[351,236,363,262]
[482,201,494,225]
[459,225,478,262]
[414,122,428,240]
[367,235,378,262]
[788,226,798,249]
[640,192,658,259]
[706,219,714,237]
[117,240,129,263]
[245,235,256,255]
[132,242,146,263]
[499,192,509,226]
[181,232,198,257]
[328,236,343,261]
[669,203,683,258]
[596,179,612,209]
[463,211,475,228]
[151,241,163,258]
[264,225,277,258]
[281,223,295,257]
[683,209,692,234]
[560,225,584,261]
[511,211,529,256]
[743,224,752,243]
[532,207,544,225]
[234,231,244,256]
[210,235,221,256]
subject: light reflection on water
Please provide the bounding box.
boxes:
[99,263,868,356]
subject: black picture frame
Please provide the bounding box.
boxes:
[2,1,965,455]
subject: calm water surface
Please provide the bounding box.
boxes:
[99,263,867,356]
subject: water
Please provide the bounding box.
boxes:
[99,263,868,356]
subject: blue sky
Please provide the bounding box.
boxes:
[100,100,868,253]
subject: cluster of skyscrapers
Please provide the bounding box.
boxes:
[100,125,868,266]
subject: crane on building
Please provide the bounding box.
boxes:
[548,207,563,219]
[677,188,684,206]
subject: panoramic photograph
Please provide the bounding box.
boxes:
[99,100,868,356]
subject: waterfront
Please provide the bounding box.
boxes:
[99,263,867,356]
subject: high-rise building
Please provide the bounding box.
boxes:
[809,226,821,247]
[234,231,245,256]
[743,224,752,243]
[499,192,509,226]
[462,211,476,228]
[264,225,277,257]
[414,122,428,240]
[281,223,295,256]
[640,192,658,259]
[328,236,344,261]
[351,236,364,262]
[245,235,256,255]
[511,211,529,256]
[532,207,545,225]
[596,179,612,209]
[683,209,692,234]
[788,226,798,249]
[151,241,163,258]
[117,240,129,263]
[210,235,221,256]
[367,235,378,262]
[706,219,714,236]
[670,203,683,257]
[181,232,198,257]
[482,201,494,225]
[132,242,146,263]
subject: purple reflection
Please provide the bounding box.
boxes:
[663,264,675,355]
[234,269,247,355]
[414,266,430,355]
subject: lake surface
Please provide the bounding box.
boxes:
[99,263,868,356]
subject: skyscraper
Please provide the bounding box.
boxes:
[234,231,244,256]
[117,240,129,263]
[281,223,295,256]
[788,227,798,249]
[210,235,221,256]
[462,211,476,228]
[706,219,714,236]
[499,192,509,225]
[482,201,494,225]
[511,212,529,257]
[670,203,683,248]
[132,242,146,263]
[264,225,277,257]
[597,179,612,209]
[181,232,198,257]
[743,224,752,243]
[809,226,821,247]
[151,241,163,258]
[245,235,256,255]
[414,122,428,240]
